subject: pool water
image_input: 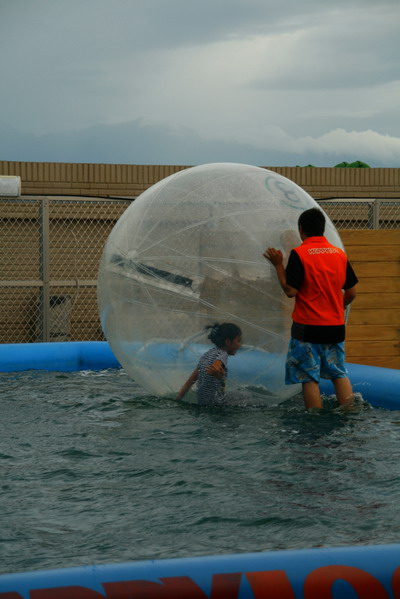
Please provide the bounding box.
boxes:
[1,368,400,575]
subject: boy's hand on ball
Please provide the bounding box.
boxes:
[263,247,283,266]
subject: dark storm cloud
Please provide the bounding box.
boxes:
[0,0,399,166]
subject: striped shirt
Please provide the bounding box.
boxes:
[197,347,228,405]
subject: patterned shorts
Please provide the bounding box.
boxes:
[285,338,348,384]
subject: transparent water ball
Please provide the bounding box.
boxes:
[97,163,343,404]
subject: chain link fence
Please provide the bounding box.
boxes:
[1,196,399,343]
[319,199,400,230]
[1,197,131,343]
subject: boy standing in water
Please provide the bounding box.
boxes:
[264,208,358,410]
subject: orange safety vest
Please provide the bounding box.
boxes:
[292,236,348,326]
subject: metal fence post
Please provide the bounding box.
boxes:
[40,198,50,341]
[372,199,380,229]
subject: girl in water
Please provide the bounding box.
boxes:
[176,322,242,405]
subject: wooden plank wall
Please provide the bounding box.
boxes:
[0,162,189,198]
[0,161,399,199]
[341,230,400,369]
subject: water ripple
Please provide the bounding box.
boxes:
[1,368,400,574]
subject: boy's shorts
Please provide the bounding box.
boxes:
[285,338,348,384]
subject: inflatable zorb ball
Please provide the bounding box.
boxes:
[97,163,343,404]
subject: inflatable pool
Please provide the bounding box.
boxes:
[1,340,400,596]
[0,340,399,410]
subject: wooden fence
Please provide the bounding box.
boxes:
[1,206,399,368]
[0,160,399,369]
[342,229,400,369]
[0,161,399,199]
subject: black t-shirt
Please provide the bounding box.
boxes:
[285,250,358,343]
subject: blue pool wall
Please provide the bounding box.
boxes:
[0,340,399,410]
[1,544,400,599]
[0,341,120,372]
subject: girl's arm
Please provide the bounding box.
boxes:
[176,368,199,400]
[206,360,225,379]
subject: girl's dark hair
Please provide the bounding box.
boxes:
[205,322,242,348]
[298,208,325,237]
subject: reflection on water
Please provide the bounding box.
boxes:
[1,369,399,575]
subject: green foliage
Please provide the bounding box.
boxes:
[334,160,370,168]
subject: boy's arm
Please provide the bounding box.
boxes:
[263,248,298,298]
[343,285,357,307]
[176,368,199,401]
[206,359,225,379]
[343,262,358,307]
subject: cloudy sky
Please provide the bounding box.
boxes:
[1,0,399,166]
